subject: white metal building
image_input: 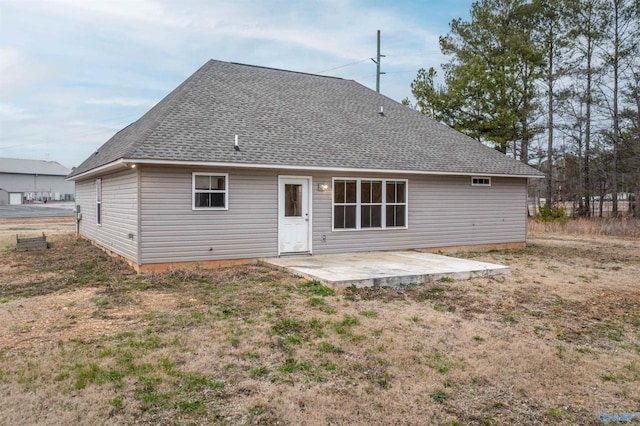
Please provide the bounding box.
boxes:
[0,157,75,205]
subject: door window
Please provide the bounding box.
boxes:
[285,184,303,217]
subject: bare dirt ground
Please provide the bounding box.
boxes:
[0,222,638,425]
[0,217,75,246]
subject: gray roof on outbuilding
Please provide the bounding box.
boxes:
[0,157,71,176]
[69,60,543,179]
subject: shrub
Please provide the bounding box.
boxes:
[535,204,567,223]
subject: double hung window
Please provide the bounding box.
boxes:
[361,180,382,228]
[385,181,406,228]
[333,180,357,229]
[193,173,228,210]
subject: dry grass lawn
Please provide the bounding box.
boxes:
[0,227,638,425]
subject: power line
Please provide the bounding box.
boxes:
[384,70,418,74]
[314,53,442,76]
[0,144,23,150]
[384,52,442,58]
[0,111,145,142]
[315,58,371,74]
[352,74,377,80]
[4,125,114,141]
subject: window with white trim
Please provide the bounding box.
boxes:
[361,180,382,228]
[333,178,407,230]
[192,173,228,210]
[96,178,102,225]
[385,180,407,227]
[333,179,357,229]
[471,177,491,186]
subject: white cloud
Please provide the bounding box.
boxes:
[0,103,34,120]
[182,0,432,62]
[85,97,157,107]
[0,47,55,93]
[0,0,469,167]
[38,0,188,28]
[0,47,22,81]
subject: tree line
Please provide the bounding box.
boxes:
[405,0,639,217]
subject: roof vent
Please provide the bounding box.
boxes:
[234,134,240,151]
[379,106,384,116]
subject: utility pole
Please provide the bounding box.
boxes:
[371,29,385,93]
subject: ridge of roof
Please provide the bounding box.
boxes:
[228,61,346,81]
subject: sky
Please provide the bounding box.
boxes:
[0,0,473,169]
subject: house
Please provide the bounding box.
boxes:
[0,157,75,205]
[67,60,543,272]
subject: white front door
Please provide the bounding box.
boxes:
[278,177,311,254]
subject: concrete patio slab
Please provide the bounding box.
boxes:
[262,251,510,289]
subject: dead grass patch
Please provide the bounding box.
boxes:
[529,217,640,238]
[0,233,638,425]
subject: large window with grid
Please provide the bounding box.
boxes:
[192,173,228,210]
[333,178,407,230]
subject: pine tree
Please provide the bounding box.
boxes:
[410,0,544,162]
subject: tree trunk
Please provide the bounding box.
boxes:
[611,0,620,217]
[584,37,593,217]
[545,30,554,209]
[520,120,529,164]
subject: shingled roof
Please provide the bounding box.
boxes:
[68,60,543,179]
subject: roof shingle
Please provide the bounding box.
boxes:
[69,60,543,178]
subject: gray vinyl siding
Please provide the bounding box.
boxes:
[137,167,526,264]
[311,173,527,255]
[139,167,277,264]
[76,169,138,263]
